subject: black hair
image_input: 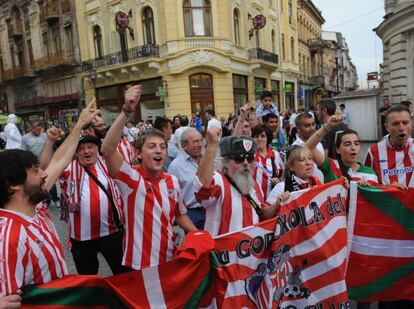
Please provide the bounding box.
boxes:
[0,150,38,208]
[400,100,412,107]
[260,91,273,100]
[339,104,345,108]
[251,125,273,146]
[153,116,171,132]
[333,129,359,181]
[385,104,411,123]
[205,109,215,117]
[180,115,189,126]
[262,112,279,123]
[319,98,336,116]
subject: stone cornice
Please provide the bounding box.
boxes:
[376,4,414,41]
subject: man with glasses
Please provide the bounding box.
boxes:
[168,128,204,229]
[194,128,288,236]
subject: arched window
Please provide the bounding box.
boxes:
[233,8,240,45]
[142,6,155,44]
[290,37,295,62]
[271,29,275,53]
[183,0,212,37]
[281,34,285,60]
[93,25,103,59]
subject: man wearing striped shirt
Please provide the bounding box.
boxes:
[194,128,289,236]
[365,105,414,189]
[102,85,197,270]
[168,128,204,230]
[0,103,99,299]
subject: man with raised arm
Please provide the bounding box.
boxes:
[194,128,289,236]
[0,102,99,299]
[101,85,196,270]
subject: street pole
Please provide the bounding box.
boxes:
[336,57,339,94]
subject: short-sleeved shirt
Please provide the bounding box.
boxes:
[0,209,67,296]
[256,103,279,119]
[365,137,414,187]
[253,148,284,199]
[114,162,187,270]
[21,133,47,157]
[319,156,378,184]
[194,172,266,236]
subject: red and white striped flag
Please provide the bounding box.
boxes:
[205,178,350,308]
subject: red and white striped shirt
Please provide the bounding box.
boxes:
[60,158,122,241]
[253,148,284,198]
[114,162,187,270]
[365,137,414,187]
[0,209,67,296]
[118,138,136,165]
[194,172,266,236]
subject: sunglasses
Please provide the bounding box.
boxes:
[229,154,255,164]
[334,130,344,144]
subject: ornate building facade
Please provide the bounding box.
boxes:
[0,0,82,131]
[297,0,324,109]
[77,0,299,123]
[376,0,414,103]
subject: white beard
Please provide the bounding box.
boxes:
[227,166,254,195]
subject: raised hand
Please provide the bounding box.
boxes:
[46,126,64,141]
[326,114,342,129]
[78,98,101,127]
[124,85,142,112]
[206,127,221,145]
[275,191,290,206]
[239,104,250,120]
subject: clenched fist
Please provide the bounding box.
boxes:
[124,85,142,111]
[206,127,221,145]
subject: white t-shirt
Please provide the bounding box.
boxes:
[292,136,324,183]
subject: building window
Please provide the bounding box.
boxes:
[281,34,285,60]
[42,32,50,57]
[27,39,34,64]
[65,24,73,52]
[183,0,212,37]
[233,74,247,112]
[288,0,293,23]
[271,29,275,53]
[290,37,294,62]
[51,24,61,54]
[93,25,103,59]
[233,8,240,45]
[142,6,156,44]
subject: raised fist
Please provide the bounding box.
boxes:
[46,126,64,141]
[206,127,221,145]
[124,85,142,111]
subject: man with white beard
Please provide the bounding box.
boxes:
[194,128,289,236]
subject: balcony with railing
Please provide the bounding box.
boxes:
[7,20,24,39]
[2,64,32,81]
[81,44,159,72]
[34,51,76,70]
[248,48,279,65]
[310,75,325,87]
[308,38,326,53]
[39,1,59,24]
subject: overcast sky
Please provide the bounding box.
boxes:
[313,0,384,83]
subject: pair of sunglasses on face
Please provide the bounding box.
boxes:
[229,154,255,164]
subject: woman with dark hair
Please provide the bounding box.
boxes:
[267,144,321,204]
[172,115,181,133]
[305,115,378,184]
[252,125,284,199]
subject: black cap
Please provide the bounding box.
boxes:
[78,135,101,147]
[219,135,257,158]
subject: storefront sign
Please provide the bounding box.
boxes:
[284,84,293,93]
[255,83,264,95]
[115,11,129,29]
[156,86,167,102]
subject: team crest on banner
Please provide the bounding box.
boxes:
[243,139,253,152]
[212,179,350,309]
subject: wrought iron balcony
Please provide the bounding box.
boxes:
[2,64,32,81]
[34,52,75,70]
[7,21,23,39]
[248,48,278,65]
[308,38,326,53]
[310,75,325,87]
[82,44,159,72]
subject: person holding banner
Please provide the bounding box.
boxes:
[194,128,289,236]
[266,145,321,204]
[305,115,378,184]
